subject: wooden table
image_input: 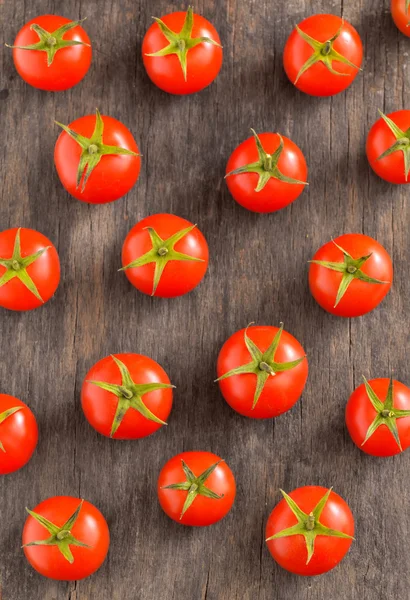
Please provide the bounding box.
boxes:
[1,1,409,598]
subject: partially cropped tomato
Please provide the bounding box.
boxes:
[54,108,140,204]
[22,496,109,580]
[121,213,209,297]
[266,486,354,576]
[283,14,362,97]
[81,353,174,439]
[7,15,92,91]
[0,394,38,475]
[0,227,60,311]
[142,6,222,95]
[346,377,410,457]
[366,110,410,184]
[216,324,308,419]
[157,451,236,526]
[309,234,392,318]
[391,0,410,36]
[225,130,308,213]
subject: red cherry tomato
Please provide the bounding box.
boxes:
[309,234,393,317]
[0,394,38,475]
[366,110,410,184]
[121,213,209,298]
[157,451,236,526]
[283,14,363,97]
[22,496,110,580]
[391,0,410,36]
[8,15,92,91]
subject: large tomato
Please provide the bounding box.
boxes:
[391,0,410,36]
[7,15,92,91]
[54,109,140,204]
[0,394,38,475]
[157,451,236,526]
[225,130,308,213]
[346,377,410,457]
[309,234,392,317]
[22,496,110,580]
[266,486,354,576]
[216,324,308,419]
[142,6,222,95]
[121,213,209,297]
[366,110,410,184]
[81,353,174,439]
[0,227,60,311]
[283,14,362,97]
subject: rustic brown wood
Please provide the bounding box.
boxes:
[0,0,409,598]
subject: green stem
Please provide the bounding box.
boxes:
[306,513,315,530]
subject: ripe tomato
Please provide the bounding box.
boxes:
[7,15,92,92]
[309,234,392,318]
[22,496,109,580]
[346,377,410,457]
[366,110,410,184]
[283,14,362,97]
[225,130,308,213]
[121,213,209,297]
[216,324,308,419]
[81,353,174,439]
[54,109,140,204]
[157,451,236,526]
[266,486,354,576]
[0,227,60,311]
[0,394,38,475]
[391,0,410,36]
[142,6,222,95]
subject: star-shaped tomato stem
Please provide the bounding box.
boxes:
[55,109,139,193]
[225,129,308,193]
[266,488,354,564]
[145,6,222,81]
[309,240,389,307]
[120,224,204,296]
[294,19,361,84]
[23,500,91,563]
[216,323,306,410]
[361,377,410,451]
[88,355,174,437]
[161,459,224,519]
[377,110,410,181]
[0,407,22,452]
[6,18,90,67]
[0,228,50,303]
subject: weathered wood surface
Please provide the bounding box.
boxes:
[0,0,409,598]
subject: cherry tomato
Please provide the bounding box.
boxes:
[157,451,236,526]
[0,227,60,311]
[216,324,308,419]
[7,15,92,92]
[266,486,354,576]
[142,7,222,95]
[81,353,174,439]
[225,130,308,213]
[309,234,392,318]
[54,109,140,204]
[346,377,410,457]
[0,394,38,475]
[391,0,410,36]
[121,213,209,298]
[366,110,410,184]
[22,496,109,580]
[283,14,363,97]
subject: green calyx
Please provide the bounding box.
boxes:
[216,323,306,410]
[294,19,361,84]
[310,240,389,308]
[377,109,410,181]
[0,228,50,303]
[361,377,410,451]
[146,6,222,81]
[55,109,139,193]
[120,224,204,296]
[266,488,354,564]
[23,500,91,563]
[88,355,175,437]
[0,407,22,452]
[6,18,90,67]
[162,459,224,519]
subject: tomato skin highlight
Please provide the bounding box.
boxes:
[11,15,92,92]
[0,395,38,475]
[391,0,410,36]
[266,486,354,576]
[366,110,410,184]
